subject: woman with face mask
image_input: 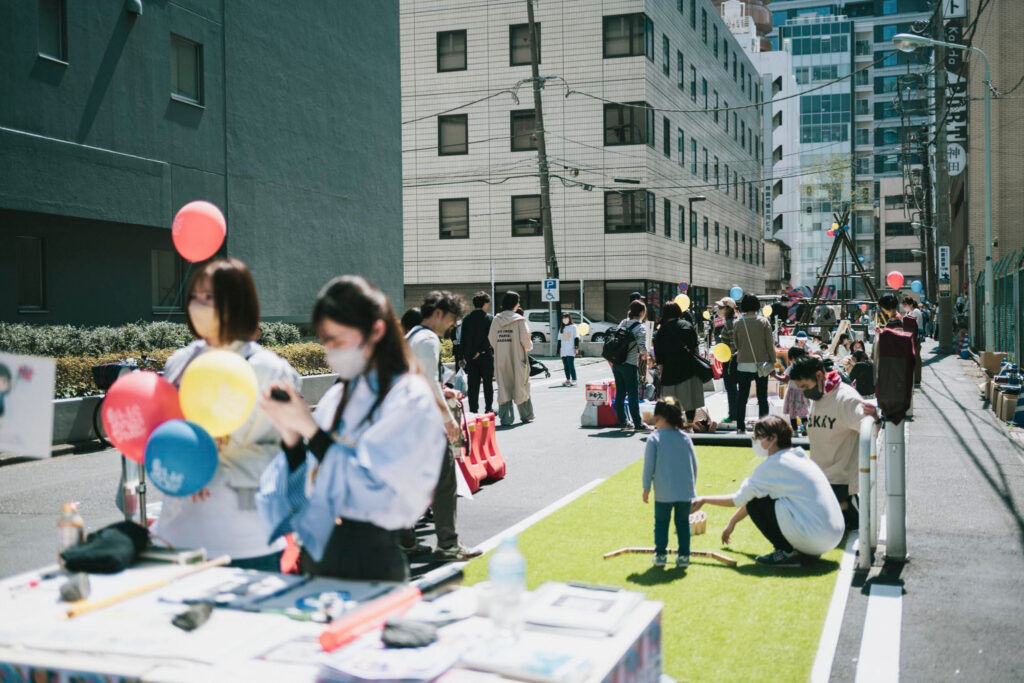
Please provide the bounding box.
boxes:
[558,313,579,387]
[257,276,445,581]
[154,258,301,571]
[689,416,845,567]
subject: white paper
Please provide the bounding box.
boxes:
[0,352,56,457]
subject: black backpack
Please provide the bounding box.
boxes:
[602,321,641,365]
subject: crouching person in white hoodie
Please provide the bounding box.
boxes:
[690,415,844,567]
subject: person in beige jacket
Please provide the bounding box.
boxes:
[488,291,534,426]
[733,294,777,433]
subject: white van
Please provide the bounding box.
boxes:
[523,310,614,343]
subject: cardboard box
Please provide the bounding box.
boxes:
[999,391,1019,421]
[981,351,1008,376]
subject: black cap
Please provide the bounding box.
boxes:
[629,291,645,301]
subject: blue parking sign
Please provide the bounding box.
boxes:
[542,279,560,302]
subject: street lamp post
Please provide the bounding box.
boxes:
[688,196,707,294]
[895,33,993,351]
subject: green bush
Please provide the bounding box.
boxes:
[0,321,302,357]
[53,342,329,399]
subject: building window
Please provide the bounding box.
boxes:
[724,163,730,193]
[510,109,537,151]
[714,156,719,188]
[691,211,698,243]
[734,232,739,257]
[732,53,737,81]
[647,192,657,233]
[886,248,916,263]
[856,128,870,146]
[725,226,730,255]
[734,171,739,199]
[511,195,543,237]
[677,128,685,167]
[723,41,729,69]
[509,23,538,66]
[690,0,696,29]
[151,250,185,312]
[741,120,746,148]
[702,147,708,181]
[714,222,720,252]
[679,205,686,242]
[703,216,709,249]
[664,198,671,237]
[439,198,469,239]
[882,0,898,15]
[37,0,67,61]
[438,114,468,155]
[437,30,467,71]
[732,112,737,139]
[170,35,202,104]
[701,78,708,108]
[604,102,651,146]
[742,235,747,262]
[603,13,648,59]
[741,177,746,204]
[690,66,697,101]
[662,35,670,75]
[701,8,707,43]
[604,190,650,233]
[713,26,719,57]
[677,51,684,89]
[16,236,45,310]
[663,117,670,157]
[725,103,730,132]
[690,139,697,174]
[713,91,719,123]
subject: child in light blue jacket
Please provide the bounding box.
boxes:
[642,397,699,567]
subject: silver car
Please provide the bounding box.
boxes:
[523,309,614,344]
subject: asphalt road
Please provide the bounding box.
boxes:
[0,357,638,578]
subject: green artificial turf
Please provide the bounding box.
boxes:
[462,446,845,682]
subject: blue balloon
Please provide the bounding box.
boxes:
[910,280,923,293]
[145,420,218,497]
[730,285,744,300]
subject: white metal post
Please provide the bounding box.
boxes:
[884,421,907,560]
[858,416,876,570]
[870,425,880,549]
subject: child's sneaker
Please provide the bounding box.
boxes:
[675,554,690,567]
[653,553,667,567]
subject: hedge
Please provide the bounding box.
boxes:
[54,343,329,399]
[0,321,301,358]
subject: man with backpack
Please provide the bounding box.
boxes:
[604,300,649,432]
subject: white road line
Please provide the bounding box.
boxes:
[414,478,606,588]
[811,533,860,683]
[855,582,903,683]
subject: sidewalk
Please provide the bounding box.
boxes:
[833,340,1024,680]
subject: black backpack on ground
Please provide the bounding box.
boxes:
[602,321,641,365]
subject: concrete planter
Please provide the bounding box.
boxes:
[51,373,340,446]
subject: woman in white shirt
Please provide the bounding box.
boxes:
[690,415,844,567]
[558,313,579,387]
[154,258,300,571]
[257,275,445,581]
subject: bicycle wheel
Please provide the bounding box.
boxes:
[93,396,112,449]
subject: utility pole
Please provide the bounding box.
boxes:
[933,32,953,352]
[919,132,935,302]
[527,0,559,351]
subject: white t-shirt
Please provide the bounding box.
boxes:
[559,324,578,357]
[806,382,865,493]
[733,447,845,556]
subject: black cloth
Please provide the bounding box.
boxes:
[652,319,699,386]
[459,309,493,362]
[61,521,149,574]
[735,372,770,426]
[466,355,494,413]
[383,618,438,648]
[301,519,409,582]
[745,496,793,552]
[849,360,875,396]
[400,441,459,550]
[283,429,334,471]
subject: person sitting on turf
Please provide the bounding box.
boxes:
[690,416,844,567]
[642,397,699,569]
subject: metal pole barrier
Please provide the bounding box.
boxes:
[884,420,907,560]
[870,423,880,549]
[857,416,875,570]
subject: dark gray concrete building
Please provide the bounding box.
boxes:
[1,0,402,326]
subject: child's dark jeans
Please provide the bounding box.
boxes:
[654,500,691,556]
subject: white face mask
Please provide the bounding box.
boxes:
[188,302,219,342]
[751,438,771,458]
[326,346,367,380]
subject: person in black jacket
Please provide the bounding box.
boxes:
[459,291,495,414]
[847,350,875,397]
[653,303,705,422]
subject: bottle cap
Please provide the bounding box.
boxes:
[61,502,79,515]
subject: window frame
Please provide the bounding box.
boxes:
[151,249,186,313]
[439,198,470,240]
[511,194,544,237]
[437,29,468,72]
[509,23,539,67]
[170,34,203,105]
[603,190,650,234]
[16,236,46,312]
[714,222,720,253]
[703,216,709,250]
[603,101,651,147]
[37,0,67,63]
[662,34,670,75]
[664,198,671,238]
[510,109,537,152]
[662,116,670,157]
[438,113,469,156]
[677,51,685,90]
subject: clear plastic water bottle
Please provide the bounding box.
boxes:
[488,536,527,638]
[57,502,85,569]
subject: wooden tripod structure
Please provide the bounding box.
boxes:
[798,207,879,324]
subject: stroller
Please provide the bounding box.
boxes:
[528,355,551,379]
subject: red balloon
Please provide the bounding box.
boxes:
[886,271,905,289]
[826,230,835,237]
[102,371,184,463]
[172,201,226,262]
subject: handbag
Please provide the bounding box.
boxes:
[739,317,773,378]
[691,351,713,383]
[711,357,723,380]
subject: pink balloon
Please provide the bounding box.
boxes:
[102,371,184,463]
[860,304,868,312]
[172,201,226,262]
[886,271,905,289]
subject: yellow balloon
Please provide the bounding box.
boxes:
[179,350,258,437]
[762,305,773,317]
[577,323,590,337]
[702,310,711,320]
[713,343,732,363]
[674,294,691,310]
